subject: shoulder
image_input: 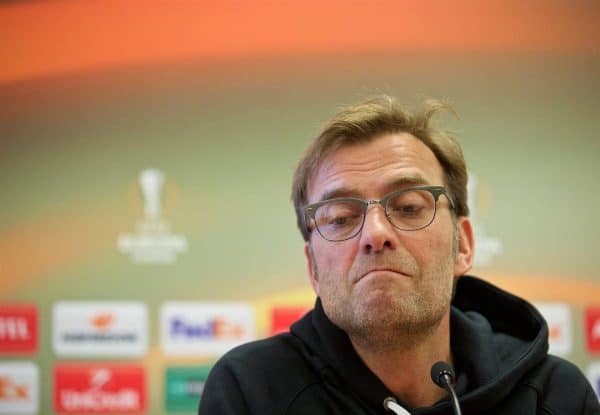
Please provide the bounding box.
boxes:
[218,333,316,377]
[200,333,322,414]
[525,355,599,413]
[527,355,588,389]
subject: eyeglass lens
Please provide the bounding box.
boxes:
[313,189,437,241]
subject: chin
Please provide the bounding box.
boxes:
[355,286,394,306]
[352,292,405,322]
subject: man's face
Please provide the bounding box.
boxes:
[304,133,473,343]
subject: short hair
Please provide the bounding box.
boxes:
[291,95,469,241]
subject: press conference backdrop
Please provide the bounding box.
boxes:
[1,1,600,414]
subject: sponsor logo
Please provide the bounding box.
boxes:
[0,362,38,414]
[165,366,212,412]
[0,305,38,354]
[117,168,188,264]
[587,362,600,401]
[585,307,600,353]
[534,302,572,356]
[161,302,255,356]
[467,172,503,266]
[270,306,309,335]
[54,364,145,414]
[53,302,148,357]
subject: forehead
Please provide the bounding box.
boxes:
[307,133,445,202]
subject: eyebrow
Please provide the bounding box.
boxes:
[317,175,430,202]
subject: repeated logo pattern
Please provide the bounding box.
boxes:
[2,298,599,412]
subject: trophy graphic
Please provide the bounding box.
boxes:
[117,168,188,264]
[467,172,502,266]
[136,169,169,234]
[139,168,165,221]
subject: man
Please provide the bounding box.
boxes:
[199,96,599,414]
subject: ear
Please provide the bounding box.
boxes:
[304,242,320,296]
[454,217,475,277]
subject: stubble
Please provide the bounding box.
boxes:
[311,234,456,352]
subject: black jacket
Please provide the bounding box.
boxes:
[198,276,599,414]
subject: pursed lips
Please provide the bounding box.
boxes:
[356,268,411,283]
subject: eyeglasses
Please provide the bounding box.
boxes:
[304,186,454,242]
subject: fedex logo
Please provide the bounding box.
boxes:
[585,307,600,354]
[54,363,145,414]
[0,362,38,414]
[170,317,245,339]
[0,305,38,354]
[161,302,255,356]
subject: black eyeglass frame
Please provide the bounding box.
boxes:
[304,185,455,242]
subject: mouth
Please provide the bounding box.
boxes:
[357,268,411,282]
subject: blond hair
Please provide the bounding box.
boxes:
[291,95,469,241]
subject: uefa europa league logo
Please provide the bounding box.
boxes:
[117,168,188,264]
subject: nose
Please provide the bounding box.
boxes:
[359,204,398,254]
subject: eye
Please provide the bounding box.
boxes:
[331,216,350,225]
[325,207,360,227]
[395,204,422,216]
[315,201,363,229]
[387,189,433,221]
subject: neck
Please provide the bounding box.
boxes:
[349,311,452,408]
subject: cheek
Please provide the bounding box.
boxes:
[313,239,359,278]
[400,227,454,266]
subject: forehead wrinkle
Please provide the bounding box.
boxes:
[315,157,429,198]
[317,148,420,187]
[307,133,444,203]
[317,175,429,203]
